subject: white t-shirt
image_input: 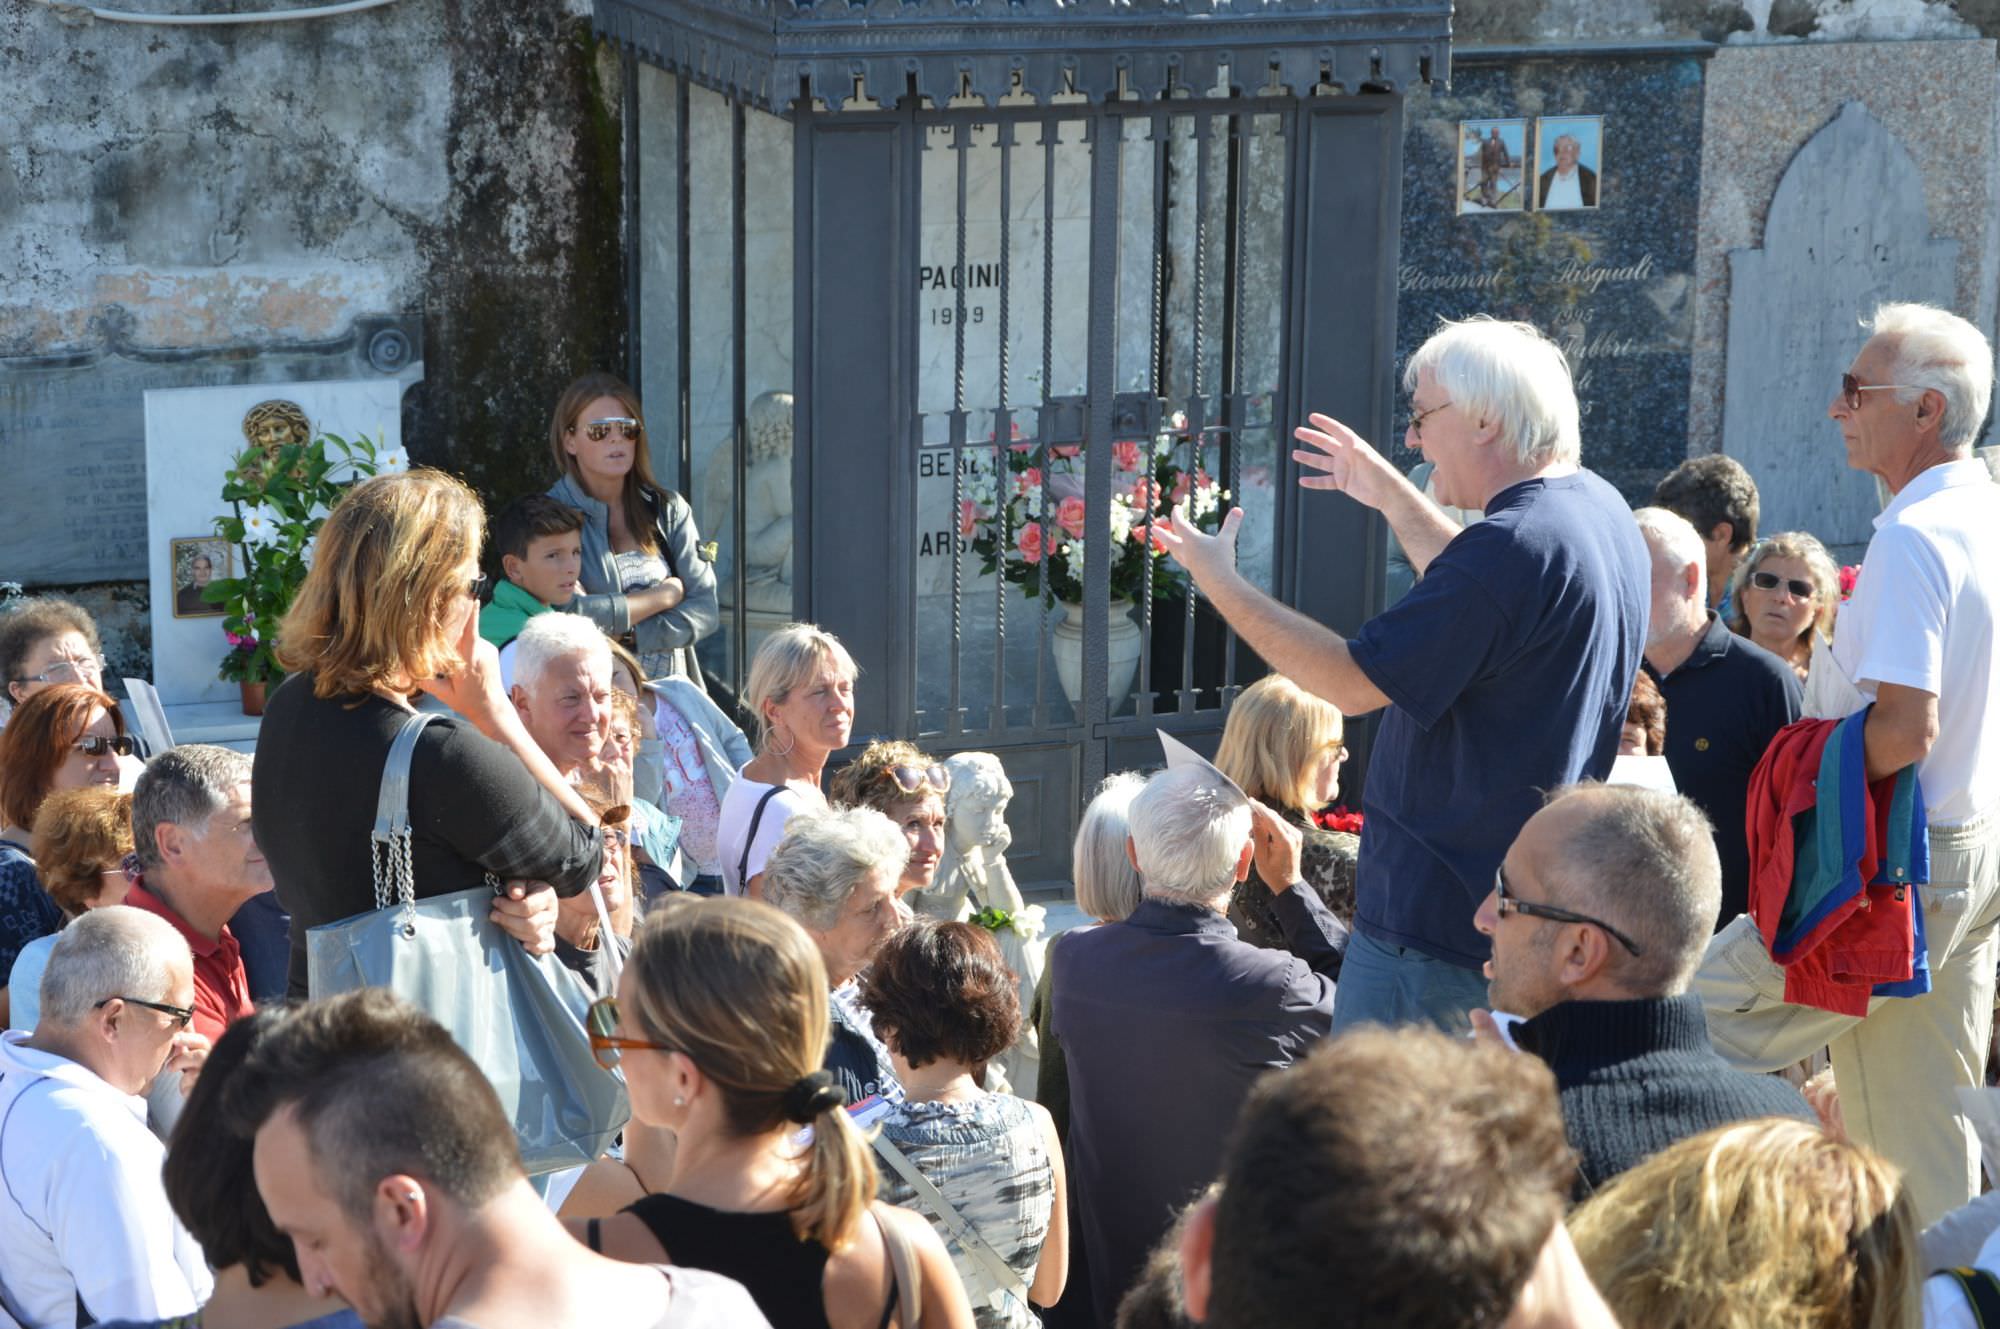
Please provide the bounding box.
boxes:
[1542,167,1585,209]
[1831,458,2000,825]
[0,1032,212,1325]
[715,772,823,896]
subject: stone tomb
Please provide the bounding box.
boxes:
[142,378,416,722]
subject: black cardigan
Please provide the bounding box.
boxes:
[1516,992,1815,1197]
[252,678,603,998]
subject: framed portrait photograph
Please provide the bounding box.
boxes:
[170,537,231,619]
[1535,116,1604,211]
[1457,119,1530,215]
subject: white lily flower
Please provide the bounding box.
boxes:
[374,446,411,475]
[240,504,285,548]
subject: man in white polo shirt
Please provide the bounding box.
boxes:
[0,907,212,1327]
[1695,301,2000,1225]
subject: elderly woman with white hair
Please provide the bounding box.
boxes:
[1157,314,1649,1035]
[716,623,857,899]
[760,804,911,1106]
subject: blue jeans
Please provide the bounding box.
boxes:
[1331,929,1487,1035]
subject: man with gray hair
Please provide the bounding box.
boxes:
[126,743,267,1043]
[762,804,912,1106]
[1471,783,1810,1194]
[1697,301,2000,1225]
[508,611,613,780]
[1051,765,1344,1322]
[0,906,213,1324]
[1159,315,1648,1034]
[1633,506,1799,928]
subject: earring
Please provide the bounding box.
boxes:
[768,725,795,758]
[673,1095,686,1107]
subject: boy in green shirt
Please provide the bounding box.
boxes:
[481,496,586,690]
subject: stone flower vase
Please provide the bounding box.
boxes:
[239,680,268,717]
[1051,598,1142,714]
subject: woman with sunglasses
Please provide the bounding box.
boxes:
[1724,532,1840,684]
[582,897,977,1329]
[7,786,135,1033]
[1212,674,1357,965]
[0,683,133,1027]
[547,373,719,686]
[253,470,605,1000]
[829,740,950,920]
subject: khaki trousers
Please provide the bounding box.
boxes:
[1694,805,2000,1226]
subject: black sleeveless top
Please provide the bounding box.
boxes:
[622,1193,896,1329]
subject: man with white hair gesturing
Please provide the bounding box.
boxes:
[0,907,213,1326]
[1051,765,1344,1324]
[1632,506,1800,930]
[1697,302,2000,1226]
[1158,316,1649,1034]
[509,611,615,781]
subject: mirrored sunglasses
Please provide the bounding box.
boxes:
[583,417,643,442]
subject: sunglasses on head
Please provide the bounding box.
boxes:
[582,417,643,442]
[1748,570,1814,600]
[74,735,138,759]
[885,763,950,795]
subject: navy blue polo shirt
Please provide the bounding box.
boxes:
[1644,614,1802,928]
[1347,471,1649,968]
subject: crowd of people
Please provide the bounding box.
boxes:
[0,298,1996,1329]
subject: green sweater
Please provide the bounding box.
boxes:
[478,577,553,648]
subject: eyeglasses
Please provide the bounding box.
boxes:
[1493,865,1644,958]
[467,574,492,602]
[582,417,643,442]
[1407,399,1454,440]
[95,995,196,1030]
[73,735,139,759]
[884,763,951,795]
[1748,570,1814,600]
[1326,739,1350,765]
[586,996,678,1071]
[17,657,105,687]
[1840,372,1922,410]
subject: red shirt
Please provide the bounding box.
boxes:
[124,881,254,1043]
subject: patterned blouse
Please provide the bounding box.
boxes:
[876,1093,1055,1329]
[0,840,61,992]
[654,699,722,874]
[614,549,678,681]
[1227,814,1358,960]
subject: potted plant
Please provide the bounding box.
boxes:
[964,412,1228,711]
[205,430,405,714]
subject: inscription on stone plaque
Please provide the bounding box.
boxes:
[1722,102,1956,550]
[0,317,420,586]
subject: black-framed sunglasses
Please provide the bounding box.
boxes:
[73,735,139,759]
[1748,570,1814,600]
[1840,372,1921,411]
[586,996,678,1071]
[885,763,951,796]
[582,417,643,442]
[96,995,196,1030]
[467,574,492,602]
[1494,865,1644,958]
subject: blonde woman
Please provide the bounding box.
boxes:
[254,469,604,998]
[1212,674,1356,958]
[1568,1118,1920,1329]
[1724,531,1840,683]
[717,624,857,898]
[584,897,977,1329]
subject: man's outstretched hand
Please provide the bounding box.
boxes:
[1155,503,1244,592]
[1292,412,1402,512]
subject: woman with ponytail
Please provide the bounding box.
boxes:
[585,896,977,1329]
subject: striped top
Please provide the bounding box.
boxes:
[876,1093,1054,1329]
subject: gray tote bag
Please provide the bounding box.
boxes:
[306,711,629,1175]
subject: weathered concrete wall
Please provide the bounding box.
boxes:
[1453,0,1987,43]
[1,0,625,674]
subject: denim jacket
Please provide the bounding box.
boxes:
[547,473,720,664]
